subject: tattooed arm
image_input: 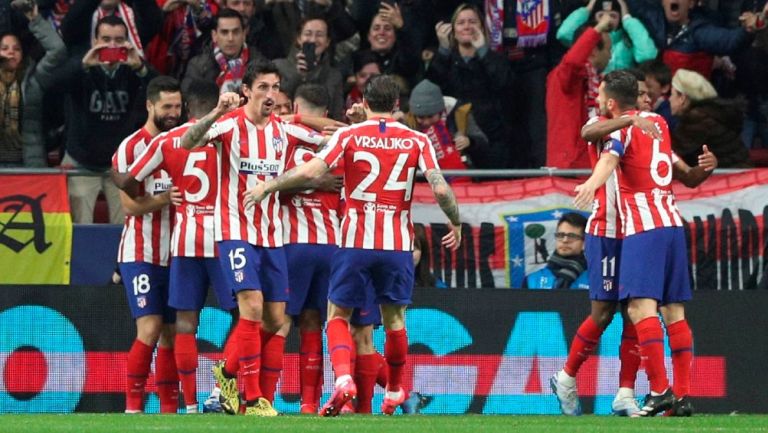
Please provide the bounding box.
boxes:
[180,92,242,150]
[426,168,462,250]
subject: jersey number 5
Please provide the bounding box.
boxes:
[183,152,211,203]
[349,151,415,202]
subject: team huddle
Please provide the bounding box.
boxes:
[110,62,713,417]
[111,64,460,416]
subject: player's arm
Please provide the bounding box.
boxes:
[425,169,461,251]
[581,115,661,143]
[244,157,331,207]
[573,152,620,210]
[111,170,141,198]
[672,145,717,188]
[180,92,241,150]
[119,187,181,217]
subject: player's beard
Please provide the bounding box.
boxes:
[260,98,275,117]
[155,114,180,132]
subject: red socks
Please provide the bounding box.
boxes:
[223,322,240,376]
[667,319,693,397]
[125,339,153,412]
[326,318,353,378]
[384,328,408,392]
[155,346,179,413]
[635,316,669,394]
[564,316,603,377]
[618,321,641,389]
[299,330,323,407]
[174,333,198,407]
[259,329,286,403]
[238,318,263,402]
[374,351,388,388]
[354,354,380,414]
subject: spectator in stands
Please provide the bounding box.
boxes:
[733,1,768,150]
[425,3,515,169]
[343,4,421,89]
[52,15,156,223]
[523,212,589,290]
[670,68,752,168]
[639,59,675,128]
[274,16,344,120]
[557,0,657,72]
[404,79,488,180]
[546,17,613,169]
[60,0,162,54]
[274,90,292,116]
[345,49,380,113]
[625,0,754,78]
[0,0,66,167]
[144,0,217,78]
[266,0,357,61]
[182,8,265,94]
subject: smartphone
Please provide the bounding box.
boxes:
[10,0,35,13]
[301,42,316,71]
[98,47,128,63]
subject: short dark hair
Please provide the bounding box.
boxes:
[242,61,281,88]
[363,74,399,113]
[557,212,587,232]
[626,68,645,83]
[147,76,181,103]
[185,80,220,118]
[574,24,605,50]
[603,70,638,109]
[352,49,381,74]
[639,59,672,87]
[95,15,128,38]
[215,8,246,30]
[294,84,329,111]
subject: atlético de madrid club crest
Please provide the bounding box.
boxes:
[234,270,244,283]
[272,136,283,153]
[137,296,147,309]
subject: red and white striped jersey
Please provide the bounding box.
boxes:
[281,122,343,245]
[112,127,173,265]
[601,111,684,236]
[584,116,623,239]
[129,121,219,258]
[317,117,439,251]
[205,109,296,246]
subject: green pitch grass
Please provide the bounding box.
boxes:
[4,414,768,433]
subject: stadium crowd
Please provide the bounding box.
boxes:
[0,0,766,223]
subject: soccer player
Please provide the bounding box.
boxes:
[243,74,461,416]
[564,70,717,416]
[178,61,309,417]
[111,76,183,413]
[573,70,694,417]
[114,80,240,414]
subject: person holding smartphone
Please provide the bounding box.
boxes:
[0,0,66,167]
[47,14,156,224]
[274,17,345,120]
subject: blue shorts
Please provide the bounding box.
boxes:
[216,240,289,302]
[328,248,414,309]
[285,243,337,320]
[350,303,382,327]
[585,234,622,302]
[169,257,236,311]
[119,262,175,323]
[619,227,692,304]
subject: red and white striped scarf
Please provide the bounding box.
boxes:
[91,2,144,56]
[585,62,601,118]
[214,42,250,93]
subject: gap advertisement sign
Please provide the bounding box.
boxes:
[0,287,762,414]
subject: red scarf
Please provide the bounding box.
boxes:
[485,0,505,52]
[515,0,550,48]
[214,43,249,93]
[422,116,467,172]
[585,62,601,119]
